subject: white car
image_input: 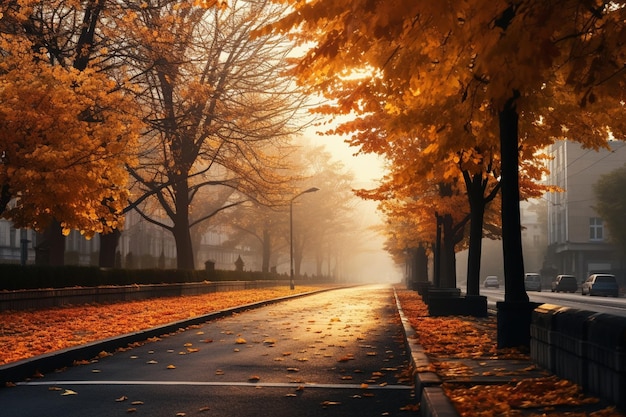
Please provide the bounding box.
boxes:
[483,276,499,288]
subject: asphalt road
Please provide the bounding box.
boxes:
[1,285,418,417]
[481,287,626,316]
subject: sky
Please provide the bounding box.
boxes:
[303,128,404,284]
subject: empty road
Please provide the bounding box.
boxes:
[2,285,417,417]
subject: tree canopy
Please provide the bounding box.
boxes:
[0,30,140,238]
[261,0,626,306]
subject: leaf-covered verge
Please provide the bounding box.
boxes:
[395,288,625,417]
[0,286,322,366]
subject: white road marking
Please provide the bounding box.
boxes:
[17,380,412,390]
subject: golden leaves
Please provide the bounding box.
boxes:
[396,287,623,417]
[444,376,603,416]
[0,34,142,236]
[0,287,320,365]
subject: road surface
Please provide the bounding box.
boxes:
[481,287,626,317]
[1,285,418,417]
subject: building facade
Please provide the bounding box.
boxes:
[0,210,261,271]
[545,140,626,286]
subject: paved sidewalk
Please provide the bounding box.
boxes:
[0,285,419,417]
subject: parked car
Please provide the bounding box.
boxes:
[524,273,542,292]
[581,274,619,297]
[551,275,578,293]
[483,276,499,288]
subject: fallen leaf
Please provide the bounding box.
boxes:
[116,396,128,402]
[61,389,78,396]
[167,364,176,369]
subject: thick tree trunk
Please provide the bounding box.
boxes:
[173,221,194,270]
[466,182,486,296]
[98,229,120,268]
[35,220,65,266]
[499,92,529,303]
[414,245,429,282]
[173,177,195,270]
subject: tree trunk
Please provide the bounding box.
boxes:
[173,177,195,270]
[35,220,65,266]
[499,92,528,302]
[466,179,486,296]
[173,221,194,270]
[440,213,457,288]
[415,245,429,282]
[433,214,442,287]
[98,229,120,268]
[261,228,270,274]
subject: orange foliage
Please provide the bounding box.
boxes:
[0,31,141,236]
[395,288,625,417]
[0,286,321,365]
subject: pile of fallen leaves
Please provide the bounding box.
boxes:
[394,288,625,417]
[0,286,321,365]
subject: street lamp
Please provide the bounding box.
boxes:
[290,187,319,290]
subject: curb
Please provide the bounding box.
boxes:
[393,288,461,417]
[0,287,340,386]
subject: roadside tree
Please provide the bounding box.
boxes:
[113,0,307,270]
[0,2,140,265]
[262,0,626,345]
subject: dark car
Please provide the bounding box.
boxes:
[551,275,578,293]
[581,274,619,297]
[524,273,542,292]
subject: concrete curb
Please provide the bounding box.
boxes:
[393,288,461,417]
[0,287,340,386]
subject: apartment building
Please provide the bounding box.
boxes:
[545,140,626,285]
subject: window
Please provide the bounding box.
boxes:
[589,217,604,241]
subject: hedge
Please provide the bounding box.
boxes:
[0,264,286,291]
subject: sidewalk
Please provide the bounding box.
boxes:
[394,288,626,417]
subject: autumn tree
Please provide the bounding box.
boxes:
[297,147,357,280]
[224,142,361,279]
[262,0,625,345]
[0,2,140,264]
[109,0,307,270]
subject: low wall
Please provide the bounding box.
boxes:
[0,280,289,311]
[531,304,626,409]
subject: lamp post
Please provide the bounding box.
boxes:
[290,187,319,290]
